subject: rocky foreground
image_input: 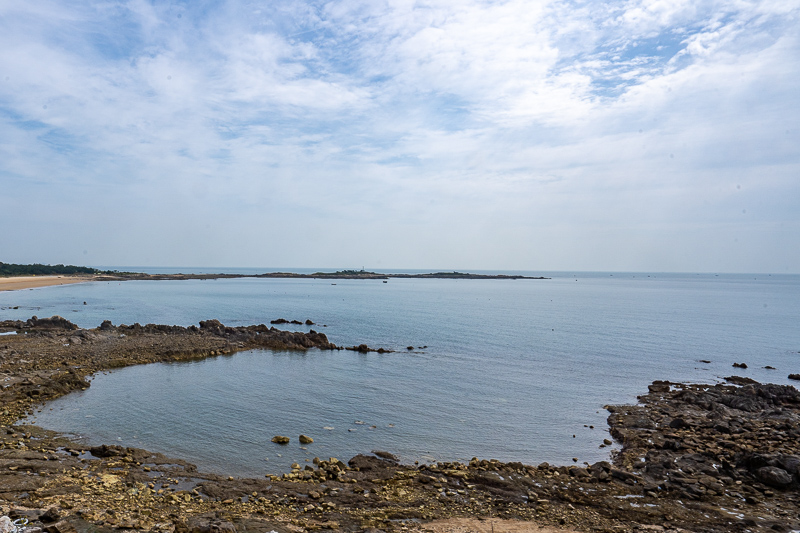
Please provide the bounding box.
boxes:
[1,318,799,533]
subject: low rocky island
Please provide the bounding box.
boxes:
[93,270,548,282]
[0,317,799,532]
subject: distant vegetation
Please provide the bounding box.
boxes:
[0,262,111,277]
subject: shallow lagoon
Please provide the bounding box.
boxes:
[10,272,800,476]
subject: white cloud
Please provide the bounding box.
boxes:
[0,0,798,271]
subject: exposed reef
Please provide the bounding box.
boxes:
[0,318,798,532]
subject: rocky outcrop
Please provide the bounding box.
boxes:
[0,315,79,331]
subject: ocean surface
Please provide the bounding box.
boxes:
[3,271,800,477]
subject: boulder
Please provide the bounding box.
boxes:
[90,444,126,457]
[755,466,793,488]
[271,436,290,445]
[299,434,314,444]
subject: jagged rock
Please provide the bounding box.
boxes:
[25,316,79,330]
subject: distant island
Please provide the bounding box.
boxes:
[107,269,549,281]
[0,263,548,281]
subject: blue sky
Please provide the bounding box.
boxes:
[1,0,798,272]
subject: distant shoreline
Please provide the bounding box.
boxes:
[96,270,550,282]
[0,270,549,292]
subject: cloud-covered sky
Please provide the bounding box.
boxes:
[1,0,798,272]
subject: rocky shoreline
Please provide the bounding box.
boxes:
[1,317,799,532]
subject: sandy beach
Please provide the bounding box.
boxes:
[0,275,92,291]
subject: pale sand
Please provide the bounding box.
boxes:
[0,275,93,292]
[410,518,580,533]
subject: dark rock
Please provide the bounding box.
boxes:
[372,450,399,462]
[789,374,800,381]
[648,381,671,393]
[270,319,289,324]
[299,434,313,444]
[669,417,689,429]
[348,454,396,472]
[89,444,126,457]
[725,375,759,385]
[25,316,79,330]
[271,436,290,445]
[305,319,314,325]
[733,362,748,368]
[755,466,793,488]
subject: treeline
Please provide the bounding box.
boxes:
[0,262,107,277]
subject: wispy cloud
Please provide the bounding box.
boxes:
[0,0,798,271]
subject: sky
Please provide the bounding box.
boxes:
[1,0,798,273]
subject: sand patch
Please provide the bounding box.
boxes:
[0,275,91,291]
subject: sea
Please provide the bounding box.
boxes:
[2,269,799,478]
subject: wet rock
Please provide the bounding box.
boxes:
[648,381,671,393]
[90,444,126,457]
[789,374,800,381]
[271,436,290,444]
[348,454,396,473]
[732,362,747,368]
[299,434,314,444]
[371,450,399,462]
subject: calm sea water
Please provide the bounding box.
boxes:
[4,271,800,477]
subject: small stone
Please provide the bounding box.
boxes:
[271,435,290,444]
[299,434,314,444]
